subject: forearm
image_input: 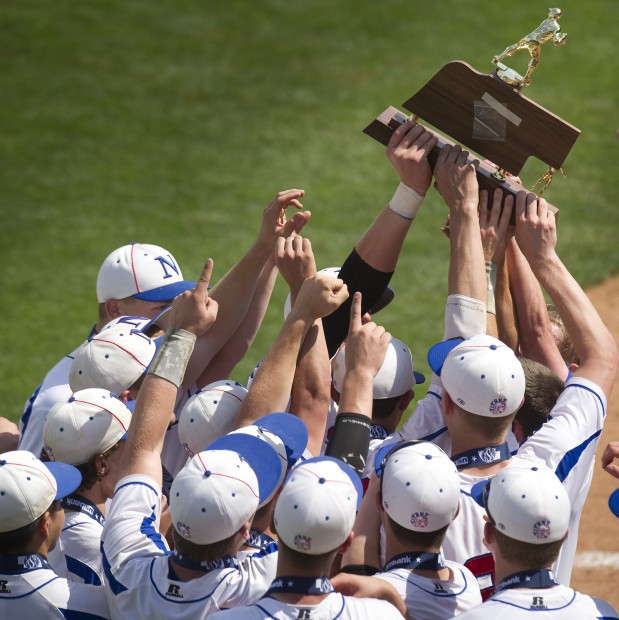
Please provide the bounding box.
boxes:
[448,210,486,300]
[322,249,392,358]
[195,260,279,388]
[235,315,312,428]
[290,319,332,457]
[495,258,519,349]
[507,239,567,378]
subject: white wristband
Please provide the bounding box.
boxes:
[147,328,197,388]
[388,182,424,220]
[486,261,498,315]
[444,294,487,340]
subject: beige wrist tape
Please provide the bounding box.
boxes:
[147,328,197,388]
[388,182,424,220]
[486,260,498,315]
[444,294,487,340]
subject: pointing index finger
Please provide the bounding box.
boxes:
[349,291,362,329]
[195,258,214,298]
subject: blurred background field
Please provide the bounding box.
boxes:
[2,0,617,421]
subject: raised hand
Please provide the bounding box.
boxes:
[275,235,317,298]
[291,271,349,322]
[479,188,514,264]
[167,259,219,336]
[345,292,392,379]
[514,191,558,264]
[257,189,310,248]
[386,120,438,196]
[433,144,480,212]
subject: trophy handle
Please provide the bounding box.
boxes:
[363,107,559,223]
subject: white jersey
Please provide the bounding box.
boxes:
[0,552,110,618]
[101,473,277,619]
[19,342,84,455]
[457,584,618,619]
[373,560,482,619]
[209,592,405,619]
[48,496,106,586]
[442,376,607,597]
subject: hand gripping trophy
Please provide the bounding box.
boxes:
[493,8,568,88]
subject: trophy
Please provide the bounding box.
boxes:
[364,8,579,218]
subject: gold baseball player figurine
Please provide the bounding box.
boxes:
[492,8,567,88]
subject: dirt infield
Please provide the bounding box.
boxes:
[569,276,619,606]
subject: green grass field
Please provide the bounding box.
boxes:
[2,0,618,423]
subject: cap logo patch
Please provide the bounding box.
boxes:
[294,534,312,551]
[533,520,551,539]
[176,522,192,539]
[411,512,429,528]
[489,398,507,415]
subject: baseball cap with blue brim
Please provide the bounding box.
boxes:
[274,456,363,555]
[428,334,525,418]
[609,488,619,518]
[170,433,282,545]
[0,451,82,533]
[43,388,132,466]
[229,413,309,507]
[470,464,570,544]
[332,336,425,399]
[96,243,195,303]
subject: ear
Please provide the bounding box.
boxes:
[239,519,252,542]
[118,389,132,403]
[483,519,494,551]
[511,418,524,444]
[104,299,122,320]
[337,531,354,554]
[94,453,108,477]
[442,390,454,416]
[397,390,414,412]
[37,511,52,540]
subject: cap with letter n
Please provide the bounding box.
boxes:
[428,334,525,417]
[96,242,195,303]
[471,463,570,544]
[375,441,460,532]
[274,456,363,555]
[0,450,82,533]
[43,388,132,465]
[332,336,425,399]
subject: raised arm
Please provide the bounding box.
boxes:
[188,189,310,387]
[323,121,437,356]
[120,261,218,485]
[506,228,568,380]
[515,193,618,399]
[235,269,349,429]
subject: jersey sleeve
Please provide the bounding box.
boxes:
[101,474,169,579]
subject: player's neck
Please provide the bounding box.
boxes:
[493,555,552,586]
[450,429,511,475]
[74,486,108,515]
[385,538,451,581]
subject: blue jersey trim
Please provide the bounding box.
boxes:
[555,429,602,483]
[101,548,128,596]
[427,390,442,401]
[420,426,448,442]
[564,382,605,415]
[140,507,168,554]
[0,574,61,599]
[60,609,108,620]
[65,555,102,586]
[115,480,160,497]
[20,383,42,436]
[383,566,471,596]
[255,602,279,619]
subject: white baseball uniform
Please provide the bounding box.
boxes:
[373,559,482,618]
[0,552,110,618]
[208,592,405,619]
[456,584,618,619]
[48,494,106,586]
[101,473,277,619]
[439,376,607,597]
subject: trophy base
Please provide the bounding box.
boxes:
[494,62,526,89]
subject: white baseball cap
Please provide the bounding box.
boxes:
[43,388,132,465]
[375,441,460,532]
[472,464,570,544]
[69,324,157,395]
[178,380,249,457]
[170,433,282,545]
[332,336,425,399]
[0,451,82,533]
[274,456,363,555]
[428,334,525,417]
[230,413,309,505]
[96,242,195,303]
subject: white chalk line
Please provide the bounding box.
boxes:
[574,551,619,569]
